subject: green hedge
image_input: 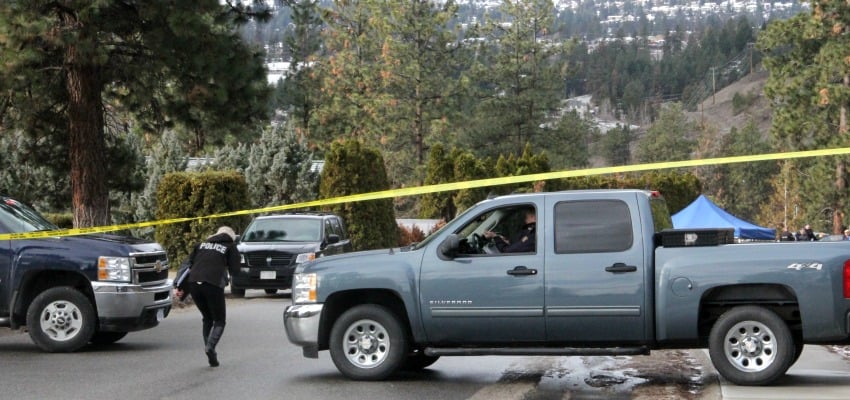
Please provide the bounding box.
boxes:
[43,213,74,229]
[319,141,398,251]
[155,171,250,268]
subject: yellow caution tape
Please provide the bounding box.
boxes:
[3,146,850,241]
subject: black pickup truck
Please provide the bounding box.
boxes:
[0,196,172,352]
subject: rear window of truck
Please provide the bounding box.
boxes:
[553,199,633,254]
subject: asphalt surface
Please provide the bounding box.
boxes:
[2,291,850,399]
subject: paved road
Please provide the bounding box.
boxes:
[2,292,850,399]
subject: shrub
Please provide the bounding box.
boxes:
[155,171,250,267]
[319,141,397,251]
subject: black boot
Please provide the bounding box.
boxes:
[205,324,225,367]
[202,320,212,347]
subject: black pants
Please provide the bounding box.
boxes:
[190,282,226,331]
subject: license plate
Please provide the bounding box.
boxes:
[260,271,276,280]
[156,308,164,322]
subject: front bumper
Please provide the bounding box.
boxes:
[91,279,173,332]
[284,304,324,358]
[232,264,296,290]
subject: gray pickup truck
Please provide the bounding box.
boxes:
[284,189,850,386]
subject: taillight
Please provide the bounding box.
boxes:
[844,260,850,298]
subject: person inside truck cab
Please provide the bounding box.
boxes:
[485,208,536,253]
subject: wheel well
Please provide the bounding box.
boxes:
[13,271,94,327]
[317,289,410,351]
[698,284,801,345]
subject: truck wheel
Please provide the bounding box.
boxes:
[329,304,408,380]
[264,289,278,295]
[26,287,96,353]
[89,331,128,345]
[402,352,440,371]
[789,340,804,368]
[231,287,246,298]
[708,306,794,386]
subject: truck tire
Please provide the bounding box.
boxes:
[231,287,246,298]
[708,305,794,386]
[89,331,128,345]
[329,304,408,380]
[264,289,277,295]
[26,287,96,353]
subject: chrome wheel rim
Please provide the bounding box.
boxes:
[342,318,390,369]
[723,320,777,372]
[39,300,84,342]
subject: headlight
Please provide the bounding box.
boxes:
[98,256,132,282]
[292,273,317,303]
[295,252,316,264]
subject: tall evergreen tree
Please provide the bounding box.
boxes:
[311,0,387,148]
[464,0,570,159]
[311,0,462,187]
[0,1,271,227]
[371,0,462,172]
[279,0,323,133]
[635,102,696,163]
[714,121,778,222]
[598,124,635,166]
[758,0,850,233]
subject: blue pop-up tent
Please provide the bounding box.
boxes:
[672,195,775,240]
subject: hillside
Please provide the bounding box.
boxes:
[685,68,772,137]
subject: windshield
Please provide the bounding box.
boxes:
[411,205,479,250]
[0,197,59,233]
[241,217,322,242]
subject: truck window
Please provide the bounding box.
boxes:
[649,196,673,232]
[330,218,345,238]
[325,219,335,240]
[554,200,633,254]
[0,198,58,233]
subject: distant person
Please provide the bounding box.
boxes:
[844,229,850,240]
[174,226,240,367]
[484,209,536,253]
[779,225,796,241]
[804,224,818,241]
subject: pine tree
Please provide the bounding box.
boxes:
[464,0,570,159]
[635,103,696,163]
[311,0,462,187]
[0,1,271,227]
[279,0,323,132]
[757,0,850,233]
[715,121,778,222]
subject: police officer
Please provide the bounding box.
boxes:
[175,226,240,367]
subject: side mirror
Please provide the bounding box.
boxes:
[438,234,460,260]
[327,234,340,244]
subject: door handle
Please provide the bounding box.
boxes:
[605,262,637,273]
[507,266,538,276]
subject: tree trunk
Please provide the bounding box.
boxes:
[838,74,849,233]
[66,42,109,227]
